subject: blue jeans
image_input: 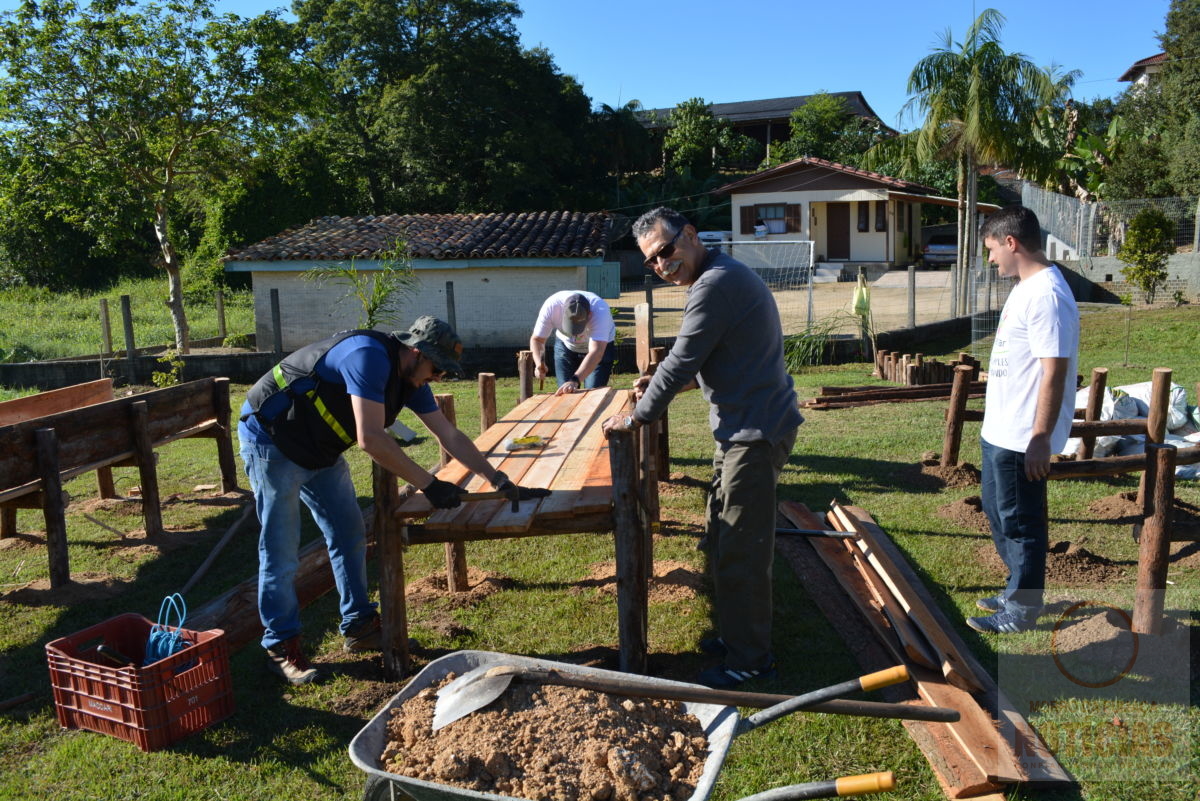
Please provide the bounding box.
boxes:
[553,338,614,388]
[240,440,376,650]
[980,438,1047,615]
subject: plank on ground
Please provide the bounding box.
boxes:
[778,500,1004,799]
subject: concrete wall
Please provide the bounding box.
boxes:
[249,265,588,351]
[1061,253,1200,302]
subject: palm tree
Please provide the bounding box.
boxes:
[896,9,1068,314]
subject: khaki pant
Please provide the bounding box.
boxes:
[706,429,797,670]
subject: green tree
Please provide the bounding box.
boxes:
[303,241,417,329]
[770,92,886,166]
[1118,207,1174,303]
[0,0,301,351]
[1158,0,1200,194]
[662,98,757,178]
[888,8,1065,315]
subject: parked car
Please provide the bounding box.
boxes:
[920,233,957,268]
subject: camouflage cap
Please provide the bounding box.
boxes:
[393,316,464,376]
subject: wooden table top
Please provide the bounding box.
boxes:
[395,387,629,535]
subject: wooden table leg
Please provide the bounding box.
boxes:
[1133,444,1176,635]
[610,429,648,674]
[374,462,410,680]
[36,427,70,588]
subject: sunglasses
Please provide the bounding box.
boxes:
[420,353,445,379]
[643,226,685,270]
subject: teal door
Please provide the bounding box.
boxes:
[586,262,621,299]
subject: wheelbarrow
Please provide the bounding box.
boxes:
[348,650,898,801]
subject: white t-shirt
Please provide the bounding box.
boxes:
[981,265,1079,453]
[532,290,616,354]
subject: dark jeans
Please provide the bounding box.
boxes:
[980,438,1048,614]
[553,338,614,388]
[706,430,797,670]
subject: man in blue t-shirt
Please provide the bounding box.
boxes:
[238,316,527,685]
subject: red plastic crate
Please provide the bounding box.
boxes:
[45,613,234,752]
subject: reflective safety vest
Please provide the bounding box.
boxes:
[242,329,413,469]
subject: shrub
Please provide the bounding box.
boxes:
[1117,207,1174,303]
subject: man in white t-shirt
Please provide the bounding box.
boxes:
[529,290,616,396]
[971,206,1079,634]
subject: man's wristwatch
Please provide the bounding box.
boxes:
[624,415,641,430]
[570,374,582,386]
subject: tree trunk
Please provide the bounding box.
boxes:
[964,155,979,316]
[154,201,190,354]
[954,154,968,318]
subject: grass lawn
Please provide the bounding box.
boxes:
[0,304,1197,800]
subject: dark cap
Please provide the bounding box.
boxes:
[560,293,591,337]
[393,316,464,376]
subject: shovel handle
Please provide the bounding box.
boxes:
[736,772,895,801]
[740,666,909,732]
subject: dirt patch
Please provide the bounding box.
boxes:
[918,452,981,489]
[327,679,398,718]
[1088,491,1200,525]
[658,472,709,502]
[573,560,704,603]
[936,495,990,534]
[380,676,708,801]
[975,540,1130,586]
[406,568,514,609]
[3,572,130,605]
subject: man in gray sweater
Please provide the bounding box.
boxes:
[603,207,802,688]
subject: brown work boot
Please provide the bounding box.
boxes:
[342,614,382,653]
[266,636,320,685]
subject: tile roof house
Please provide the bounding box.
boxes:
[224,211,614,351]
[712,156,999,273]
[1119,52,1168,89]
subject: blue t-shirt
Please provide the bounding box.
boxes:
[238,335,438,445]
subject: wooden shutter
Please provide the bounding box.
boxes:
[857,202,869,232]
[875,201,887,232]
[785,204,802,233]
[740,206,756,235]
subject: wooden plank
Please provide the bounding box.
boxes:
[485,389,614,534]
[777,501,1004,797]
[902,718,1009,799]
[536,390,628,519]
[634,303,651,374]
[394,393,550,521]
[0,378,114,426]
[36,428,70,588]
[441,392,582,533]
[837,504,1070,786]
[130,401,164,538]
[830,503,982,694]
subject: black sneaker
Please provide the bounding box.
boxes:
[266,637,320,686]
[696,660,778,689]
[343,614,382,653]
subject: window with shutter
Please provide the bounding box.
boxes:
[784,204,802,233]
[875,201,887,232]
[740,206,756,235]
[857,202,869,232]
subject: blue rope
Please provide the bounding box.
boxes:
[144,593,192,666]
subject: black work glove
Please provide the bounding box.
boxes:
[423,478,466,509]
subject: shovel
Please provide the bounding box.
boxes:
[433,662,942,731]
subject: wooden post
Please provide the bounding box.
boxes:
[642,275,655,345]
[436,394,469,593]
[478,373,497,435]
[0,507,15,539]
[120,294,137,377]
[373,462,410,680]
[215,290,227,340]
[36,427,70,588]
[129,401,164,538]
[517,350,534,402]
[96,466,117,500]
[634,303,651,374]
[1138,368,1172,507]
[1133,444,1176,635]
[1077,368,1109,460]
[99,298,113,358]
[212,378,239,492]
[650,346,669,473]
[610,429,648,674]
[907,265,916,329]
[270,288,283,357]
[941,365,975,467]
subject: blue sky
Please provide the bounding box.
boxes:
[2,0,1172,132]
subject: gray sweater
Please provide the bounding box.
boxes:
[634,250,803,444]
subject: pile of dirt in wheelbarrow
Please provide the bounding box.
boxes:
[381,675,708,801]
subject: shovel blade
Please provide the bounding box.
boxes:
[432,665,520,731]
